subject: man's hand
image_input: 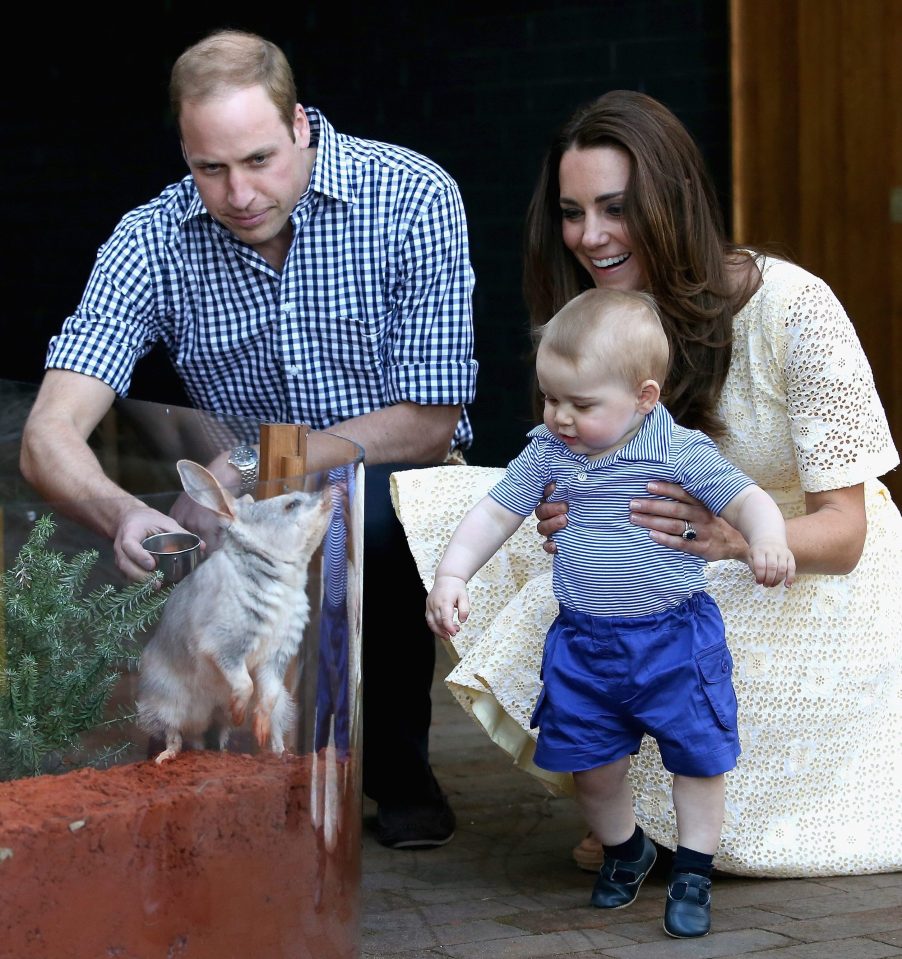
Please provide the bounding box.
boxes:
[114,505,197,582]
[170,487,226,552]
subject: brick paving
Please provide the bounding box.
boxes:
[361,643,902,959]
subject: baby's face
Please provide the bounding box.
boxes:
[536,349,646,459]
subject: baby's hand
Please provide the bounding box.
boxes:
[747,539,796,588]
[425,575,470,640]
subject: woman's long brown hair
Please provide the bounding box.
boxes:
[523,90,756,439]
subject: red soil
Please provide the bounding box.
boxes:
[0,748,359,959]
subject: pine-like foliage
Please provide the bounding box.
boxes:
[0,514,170,780]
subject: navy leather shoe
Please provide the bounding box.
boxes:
[663,872,712,938]
[590,835,657,909]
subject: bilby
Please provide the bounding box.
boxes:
[137,459,332,763]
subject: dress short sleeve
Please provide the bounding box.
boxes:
[725,258,899,493]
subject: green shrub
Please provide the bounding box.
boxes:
[0,514,169,779]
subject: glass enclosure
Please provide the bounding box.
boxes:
[0,379,363,959]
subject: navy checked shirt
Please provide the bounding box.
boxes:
[46,108,478,452]
[489,404,757,616]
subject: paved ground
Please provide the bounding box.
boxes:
[360,643,902,959]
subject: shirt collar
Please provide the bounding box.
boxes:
[182,182,207,224]
[527,404,675,465]
[178,105,353,227]
[305,107,356,204]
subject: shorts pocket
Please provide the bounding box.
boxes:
[529,685,545,730]
[529,639,551,730]
[696,643,738,731]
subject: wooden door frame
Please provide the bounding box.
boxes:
[730,0,902,501]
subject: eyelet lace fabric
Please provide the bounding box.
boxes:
[390,257,902,877]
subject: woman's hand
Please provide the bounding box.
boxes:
[536,479,749,560]
[535,482,568,554]
[629,481,747,562]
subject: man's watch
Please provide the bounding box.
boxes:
[227,445,259,496]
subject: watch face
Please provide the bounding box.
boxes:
[230,447,257,468]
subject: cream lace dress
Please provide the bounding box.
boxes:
[390,257,902,877]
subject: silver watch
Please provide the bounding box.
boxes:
[227,445,259,496]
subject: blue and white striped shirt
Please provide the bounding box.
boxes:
[489,404,756,616]
[46,108,478,451]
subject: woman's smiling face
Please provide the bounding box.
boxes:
[558,145,649,293]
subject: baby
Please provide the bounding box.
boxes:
[426,288,794,938]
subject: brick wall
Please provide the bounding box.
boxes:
[5,1,729,467]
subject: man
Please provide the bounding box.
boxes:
[19,29,477,849]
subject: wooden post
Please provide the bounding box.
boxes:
[258,423,311,497]
[256,423,319,751]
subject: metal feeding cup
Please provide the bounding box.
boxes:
[141,532,201,585]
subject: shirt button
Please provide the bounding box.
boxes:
[576,471,588,481]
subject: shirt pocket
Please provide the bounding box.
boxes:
[315,309,392,370]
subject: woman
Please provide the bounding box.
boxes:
[390,90,902,880]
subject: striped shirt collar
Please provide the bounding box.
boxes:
[527,403,675,465]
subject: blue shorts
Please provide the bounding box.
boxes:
[530,592,740,777]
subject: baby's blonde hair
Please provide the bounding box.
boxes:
[535,288,671,387]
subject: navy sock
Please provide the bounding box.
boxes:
[603,824,646,862]
[672,845,714,878]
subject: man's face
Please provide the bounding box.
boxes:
[179,85,312,254]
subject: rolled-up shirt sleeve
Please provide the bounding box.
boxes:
[386,181,477,409]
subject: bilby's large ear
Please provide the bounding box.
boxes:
[176,459,238,520]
